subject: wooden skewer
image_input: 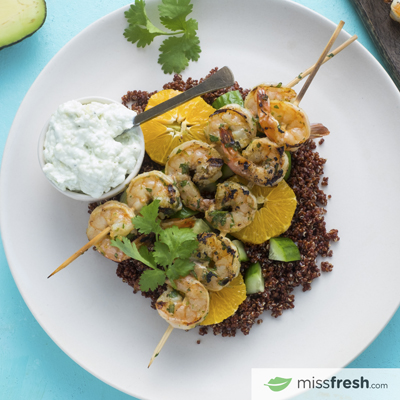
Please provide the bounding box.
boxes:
[293,20,345,106]
[286,34,358,88]
[47,226,111,278]
[148,324,174,368]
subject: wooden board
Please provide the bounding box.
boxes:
[350,0,400,90]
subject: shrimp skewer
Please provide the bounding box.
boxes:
[192,232,240,291]
[206,104,256,149]
[219,129,289,187]
[256,88,311,150]
[86,201,135,262]
[205,180,258,231]
[165,140,223,211]
[48,201,136,277]
[242,21,345,150]
[126,170,182,218]
[150,275,210,366]
[156,275,209,329]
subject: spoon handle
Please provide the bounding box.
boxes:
[132,66,235,126]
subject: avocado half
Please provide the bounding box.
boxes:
[0,0,47,50]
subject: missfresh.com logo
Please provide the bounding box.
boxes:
[252,368,400,400]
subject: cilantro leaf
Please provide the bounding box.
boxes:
[158,34,201,74]
[153,241,173,267]
[124,0,148,26]
[124,25,160,48]
[138,245,157,268]
[158,36,189,74]
[180,30,201,61]
[111,237,156,269]
[167,258,195,281]
[124,0,201,74]
[159,0,193,31]
[132,200,163,236]
[140,269,166,292]
[183,18,198,36]
[158,0,193,20]
[124,1,167,47]
[177,239,199,259]
[159,226,197,256]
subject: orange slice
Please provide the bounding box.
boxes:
[229,176,297,244]
[200,274,247,326]
[140,89,215,165]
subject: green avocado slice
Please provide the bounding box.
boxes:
[0,0,47,50]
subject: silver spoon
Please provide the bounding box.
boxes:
[132,66,234,126]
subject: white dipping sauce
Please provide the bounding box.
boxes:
[43,100,141,198]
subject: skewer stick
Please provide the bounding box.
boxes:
[148,324,174,367]
[293,20,345,106]
[286,34,358,88]
[47,227,111,278]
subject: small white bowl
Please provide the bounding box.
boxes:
[38,96,145,202]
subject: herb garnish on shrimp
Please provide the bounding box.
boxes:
[112,200,199,292]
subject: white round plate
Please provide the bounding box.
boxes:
[2,1,400,399]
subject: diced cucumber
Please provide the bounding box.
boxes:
[221,163,235,180]
[120,190,128,204]
[284,151,292,181]
[269,237,301,262]
[192,219,212,235]
[212,90,244,109]
[232,239,249,262]
[170,205,199,219]
[244,262,264,294]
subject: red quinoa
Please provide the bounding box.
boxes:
[100,68,339,337]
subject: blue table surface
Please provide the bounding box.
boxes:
[1,1,399,399]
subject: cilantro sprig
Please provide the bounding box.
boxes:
[112,200,199,291]
[124,0,201,74]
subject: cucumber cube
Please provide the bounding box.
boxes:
[232,240,249,262]
[269,237,301,262]
[244,262,264,294]
[192,219,213,235]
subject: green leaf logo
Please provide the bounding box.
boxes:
[264,377,292,392]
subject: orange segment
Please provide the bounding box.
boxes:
[229,176,297,244]
[141,89,215,165]
[200,274,247,326]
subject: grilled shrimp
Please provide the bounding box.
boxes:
[244,84,297,116]
[165,140,223,211]
[206,104,256,149]
[86,201,135,262]
[245,85,329,149]
[242,137,289,178]
[256,86,311,150]
[156,275,209,330]
[219,129,288,187]
[192,232,240,291]
[126,171,182,218]
[205,181,257,233]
